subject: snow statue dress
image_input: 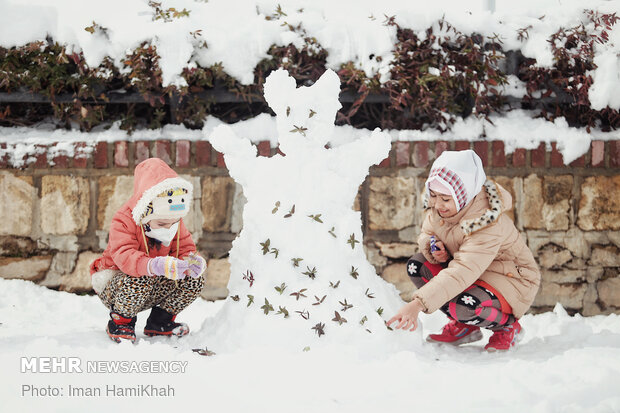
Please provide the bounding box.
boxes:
[200,69,421,353]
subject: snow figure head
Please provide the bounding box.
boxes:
[264,69,341,156]
[200,69,421,355]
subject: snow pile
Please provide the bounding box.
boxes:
[1,278,620,412]
[199,69,419,353]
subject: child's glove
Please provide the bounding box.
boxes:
[184,252,207,279]
[430,237,449,263]
[148,256,190,280]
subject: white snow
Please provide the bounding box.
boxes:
[2,108,617,167]
[1,278,619,412]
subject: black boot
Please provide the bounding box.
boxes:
[106,312,137,343]
[144,307,189,337]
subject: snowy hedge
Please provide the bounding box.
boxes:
[0,1,618,133]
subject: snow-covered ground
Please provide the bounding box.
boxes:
[1,278,619,413]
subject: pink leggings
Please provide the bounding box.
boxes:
[407,253,516,330]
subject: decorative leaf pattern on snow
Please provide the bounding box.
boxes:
[312,295,326,306]
[290,125,308,136]
[274,283,287,295]
[332,311,347,325]
[308,214,323,223]
[347,234,360,249]
[243,270,255,287]
[312,322,325,337]
[261,298,274,315]
[284,205,295,218]
[290,288,308,301]
[339,299,353,312]
[296,309,310,320]
[277,306,289,318]
[260,239,271,255]
[302,266,317,279]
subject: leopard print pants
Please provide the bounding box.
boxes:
[98,272,205,318]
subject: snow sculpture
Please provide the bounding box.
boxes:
[200,69,421,352]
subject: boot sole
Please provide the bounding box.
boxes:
[144,328,189,338]
[426,328,484,346]
[106,326,136,343]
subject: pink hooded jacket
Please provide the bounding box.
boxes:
[90,159,196,278]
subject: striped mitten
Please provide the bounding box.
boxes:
[184,252,207,278]
[148,256,190,280]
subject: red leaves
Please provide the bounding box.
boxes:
[519,10,619,130]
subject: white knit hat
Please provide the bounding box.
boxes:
[425,149,486,212]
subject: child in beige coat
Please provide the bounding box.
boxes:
[388,150,540,351]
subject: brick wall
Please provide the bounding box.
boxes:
[1,139,618,315]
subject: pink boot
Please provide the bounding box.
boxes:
[427,319,483,345]
[485,320,523,351]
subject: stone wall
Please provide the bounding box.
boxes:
[1,138,618,315]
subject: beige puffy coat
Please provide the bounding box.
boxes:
[412,180,541,319]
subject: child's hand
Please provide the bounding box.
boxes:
[387,299,424,332]
[432,241,449,263]
[148,256,190,280]
[184,252,207,279]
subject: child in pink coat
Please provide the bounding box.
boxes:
[90,158,206,343]
[388,150,540,351]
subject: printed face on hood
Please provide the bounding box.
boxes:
[129,158,194,226]
[141,187,190,225]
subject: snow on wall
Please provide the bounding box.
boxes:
[0,109,617,168]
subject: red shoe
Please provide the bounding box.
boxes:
[485,320,523,352]
[427,319,483,345]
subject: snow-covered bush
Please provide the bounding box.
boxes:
[0,8,618,132]
[519,10,620,131]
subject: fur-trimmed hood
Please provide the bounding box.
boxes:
[90,158,197,278]
[129,158,193,225]
[460,180,509,236]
